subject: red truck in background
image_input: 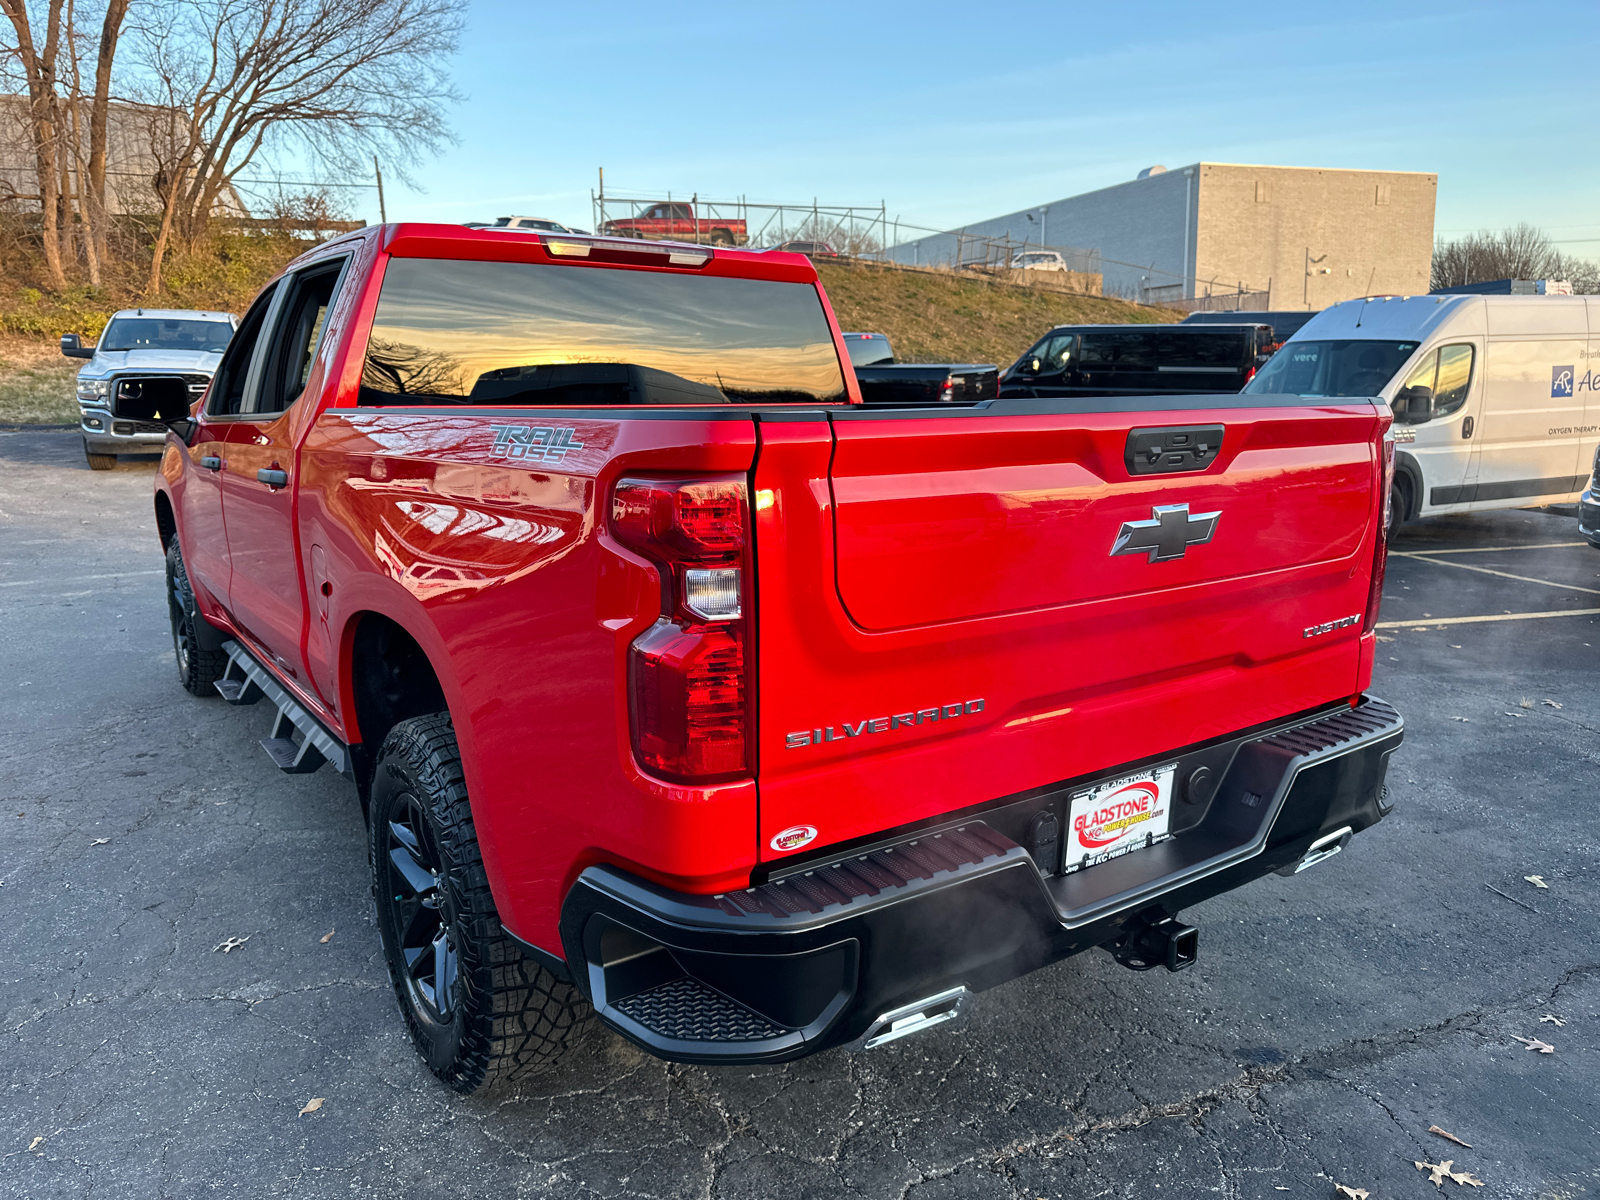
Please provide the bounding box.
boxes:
[141,223,1403,1093]
[600,201,748,246]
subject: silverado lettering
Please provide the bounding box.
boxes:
[150,222,1403,1093]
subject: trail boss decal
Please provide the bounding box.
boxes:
[1063,764,1176,873]
[786,699,985,749]
[487,424,585,463]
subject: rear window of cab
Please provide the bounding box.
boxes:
[358,258,848,406]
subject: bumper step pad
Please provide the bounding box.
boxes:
[216,641,350,777]
[613,977,787,1043]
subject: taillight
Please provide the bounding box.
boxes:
[939,375,957,402]
[1362,430,1396,634]
[612,477,751,783]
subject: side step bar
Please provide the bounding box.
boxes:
[216,641,350,777]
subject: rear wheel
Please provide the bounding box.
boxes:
[84,442,116,470]
[166,542,227,694]
[371,714,591,1093]
[708,229,734,247]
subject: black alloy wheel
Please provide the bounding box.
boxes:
[370,714,591,1092]
[382,791,460,1026]
[166,541,226,694]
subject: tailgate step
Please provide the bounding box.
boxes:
[216,641,349,777]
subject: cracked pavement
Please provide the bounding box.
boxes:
[2,429,1597,1198]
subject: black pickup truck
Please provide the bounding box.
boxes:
[842,332,999,404]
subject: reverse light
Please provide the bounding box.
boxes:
[612,476,752,782]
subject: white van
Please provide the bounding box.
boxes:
[1243,294,1600,532]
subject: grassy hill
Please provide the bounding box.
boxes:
[816,261,1179,368]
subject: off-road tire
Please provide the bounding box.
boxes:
[371,713,592,1093]
[166,542,227,694]
[84,442,116,470]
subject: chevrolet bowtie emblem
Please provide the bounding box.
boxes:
[1111,503,1220,562]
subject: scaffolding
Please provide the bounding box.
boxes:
[592,183,894,254]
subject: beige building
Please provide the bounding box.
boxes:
[888,161,1437,310]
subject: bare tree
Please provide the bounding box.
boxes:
[1,0,70,287]
[130,0,462,293]
[1433,222,1600,294]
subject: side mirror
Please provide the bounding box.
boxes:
[1393,384,1434,424]
[61,333,94,359]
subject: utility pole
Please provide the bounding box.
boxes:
[374,157,387,223]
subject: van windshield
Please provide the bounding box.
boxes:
[359,258,847,406]
[1244,339,1420,398]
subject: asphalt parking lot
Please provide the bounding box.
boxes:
[3,429,1596,1200]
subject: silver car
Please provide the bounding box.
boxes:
[64,308,237,469]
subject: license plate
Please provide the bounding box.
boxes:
[1062,763,1177,874]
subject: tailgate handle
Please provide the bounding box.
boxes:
[1126,425,1224,476]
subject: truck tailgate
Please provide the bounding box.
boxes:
[751,400,1383,860]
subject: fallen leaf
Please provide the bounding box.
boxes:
[1449,644,1462,649]
[1539,1014,1566,1027]
[1503,711,1525,718]
[319,929,335,944]
[1510,1035,1554,1053]
[1334,1185,1370,1199]
[213,935,250,954]
[1376,635,1395,642]
[1542,699,1563,709]
[1415,1159,1485,1188]
[89,838,110,846]
[1429,1124,1473,1148]
[1519,696,1533,709]
[1524,875,1548,889]
[28,1136,44,1151]
[1451,716,1470,722]
[298,1097,324,1116]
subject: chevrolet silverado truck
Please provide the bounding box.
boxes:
[147,223,1403,1093]
[600,202,747,246]
[842,331,1000,405]
[62,308,236,469]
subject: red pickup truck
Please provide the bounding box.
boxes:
[599,202,747,246]
[146,223,1403,1093]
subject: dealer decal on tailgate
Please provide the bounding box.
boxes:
[1063,764,1177,873]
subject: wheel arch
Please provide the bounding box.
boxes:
[342,609,450,797]
[154,488,178,552]
[1393,450,1423,521]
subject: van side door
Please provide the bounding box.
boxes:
[1471,300,1589,508]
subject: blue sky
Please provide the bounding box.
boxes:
[369,0,1600,255]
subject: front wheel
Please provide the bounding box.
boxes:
[371,714,591,1093]
[84,442,116,470]
[166,542,227,694]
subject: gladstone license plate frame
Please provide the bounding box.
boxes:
[1062,762,1177,874]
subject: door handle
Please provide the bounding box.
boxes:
[200,455,222,471]
[1461,416,1474,439]
[257,468,289,487]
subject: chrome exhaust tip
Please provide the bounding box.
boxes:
[1276,826,1354,876]
[850,986,969,1051]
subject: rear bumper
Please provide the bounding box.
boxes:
[559,696,1404,1064]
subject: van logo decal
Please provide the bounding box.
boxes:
[1553,366,1575,398]
[770,825,818,852]
[1111,503,1220,562]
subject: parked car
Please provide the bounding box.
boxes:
[1245,293,1600,534]
[464,216,589,234]
[147,221,1402,1092]
[771,239,839,259]
[842,331,998,404]
[1580,447,1600,550]
[1001,322,1275,398]
[1181,309,1319,348]
[1010,250,1069,272]
[600,202,746,246]
[62,308,236,470]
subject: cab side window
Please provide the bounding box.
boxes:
[255,259,348,414]
[207,283,278,416]
[1432,344,1475,416]
[1026,334,1074,375]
